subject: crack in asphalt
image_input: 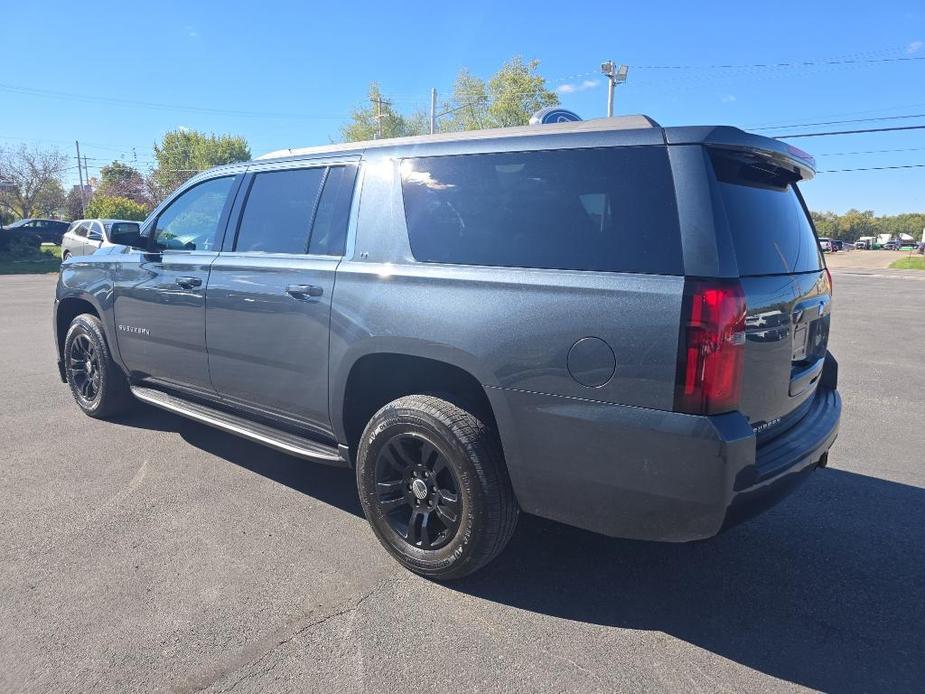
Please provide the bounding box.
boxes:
[194,576,398,694]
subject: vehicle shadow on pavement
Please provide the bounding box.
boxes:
[451,468,925,692]
[113,407,922,691]
[116,406,365,518]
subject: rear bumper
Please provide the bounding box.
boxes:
[489,384,841,542]
[722,387,840,532]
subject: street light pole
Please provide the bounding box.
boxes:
[600,61,629,117]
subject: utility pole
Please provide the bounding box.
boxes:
[75,140,86,216]
[83,156,90,191]
[371,95,391,139]
[430,88,437,135]
[600,61,629,117]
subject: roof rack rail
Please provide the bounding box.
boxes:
[256,115,661,161]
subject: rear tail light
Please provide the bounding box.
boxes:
[675,279,747,415]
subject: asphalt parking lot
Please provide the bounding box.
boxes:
[1,270,923,693]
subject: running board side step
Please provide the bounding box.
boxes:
[130,385,348,467]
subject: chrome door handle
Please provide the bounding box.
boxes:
[286,284,323,300]
[176,276,202,289]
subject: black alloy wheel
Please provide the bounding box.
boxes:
[356,394,519,580]
[374,432,462,550]
[67,332,101,405]
[63,313,133,418]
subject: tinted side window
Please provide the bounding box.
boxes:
[235,168,325,254]
[155,176,235,251]
[710,148,821,276]
[309,164,358,256]
[400,147,681,274]
[75,224,89,238]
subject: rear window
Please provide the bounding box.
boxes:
[710,148,822,276]
[107,222,139,236]
[400,146,682,274]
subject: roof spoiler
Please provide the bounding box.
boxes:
[666,126,816,181]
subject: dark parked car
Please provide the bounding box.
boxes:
[2,218,69,244]
[882,241,899,251]
[53,117,841,579]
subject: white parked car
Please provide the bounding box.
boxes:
[61,219,141,260]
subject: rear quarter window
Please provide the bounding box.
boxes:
[400,146,682,274]
[710,148,822,276]
[108,222,140,236]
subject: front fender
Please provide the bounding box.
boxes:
[56,258,122,369]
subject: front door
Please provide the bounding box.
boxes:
[206,162,357,433]
[113,175,240,393]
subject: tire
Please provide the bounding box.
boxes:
[356,395,518,580]
[63,314,133,419]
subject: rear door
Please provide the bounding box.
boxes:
[205,161,358,433]
[709,147,831,440]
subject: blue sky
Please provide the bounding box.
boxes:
[2,1,924,214]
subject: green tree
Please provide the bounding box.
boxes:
[341,83,429,142]
[151,130,250,203]
[98,161,149,206]
[31,179,66,217]
[85,194,148,221]
[440,57,559,132]
[879,212,925,239]
[810,211,837,239]
[810,209,925,243]
[0,144,69,219]
[64,186,85,220]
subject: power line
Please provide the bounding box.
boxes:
[755,112,925,131]
[0,82,349,120]
[632,54,925,70]
[744,101,925,129]
[777,124,925,139]
[817,146,925,157]
[422,46,922,94]
[818,163,925,173]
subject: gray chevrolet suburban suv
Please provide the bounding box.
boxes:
[54,116,841,579]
